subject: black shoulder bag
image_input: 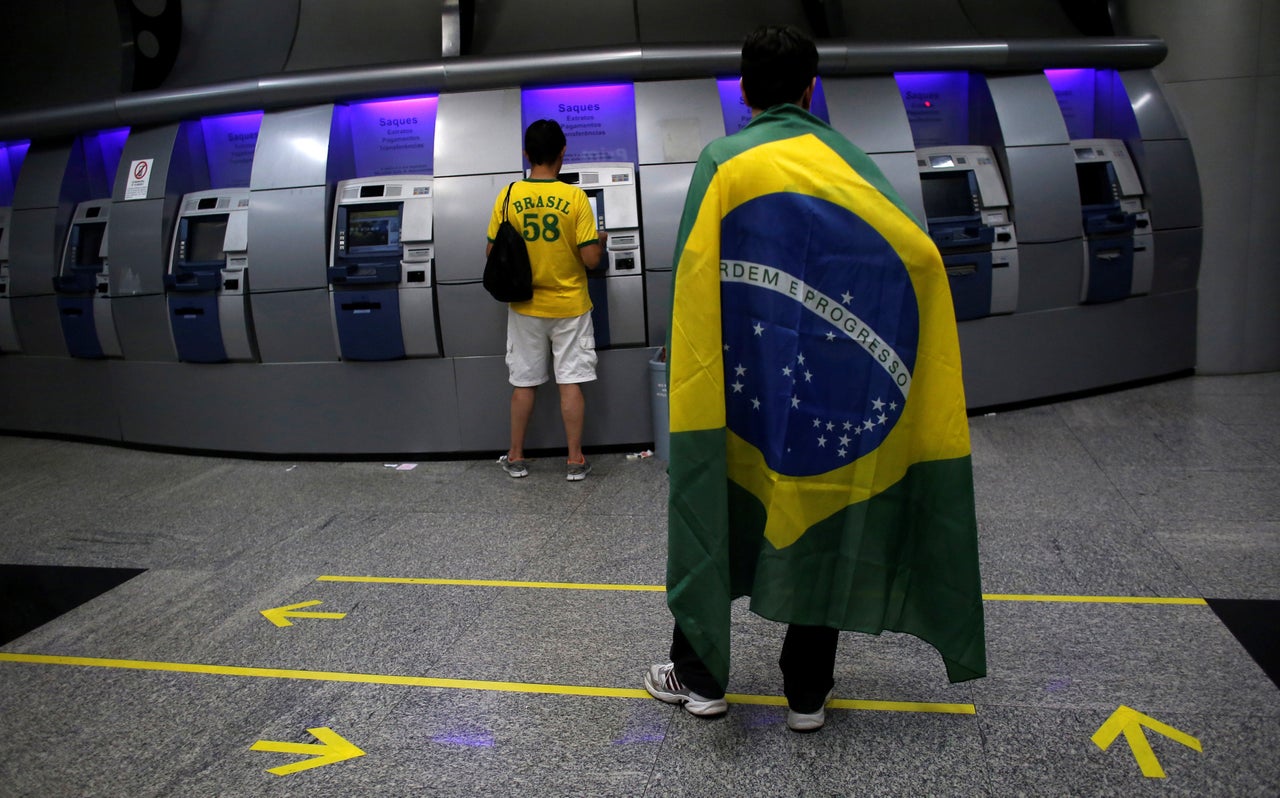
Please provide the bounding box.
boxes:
[483,182,534,302]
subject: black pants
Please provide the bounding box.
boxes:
[670,621,839,713]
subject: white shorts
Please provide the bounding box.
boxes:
[506,309,598,387]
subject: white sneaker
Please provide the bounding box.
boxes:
[644,663,728,717]
[787,688,834,732]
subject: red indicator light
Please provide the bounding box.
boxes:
[924,100,932,108]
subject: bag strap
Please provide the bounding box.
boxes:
[502,182,516,223]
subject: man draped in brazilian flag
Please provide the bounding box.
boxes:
[644,25,986,732]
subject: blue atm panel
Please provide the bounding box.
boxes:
[165,189,253,363]
[333,287,405,360]
[55,296,103,358]
[329,176,438,361]
[330,199,406,361]
[1072,139,1153,303]
[54,200,112,358]
[916,148,1019,321]
[167,294,226,362]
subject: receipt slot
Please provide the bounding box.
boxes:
[164,189,256,363]
[1072,139,1153,303]
[0,207,19,352]
[916,146,1018,321]
[557,162,645,348]
[328,176,438,361]
[54,199,121,358]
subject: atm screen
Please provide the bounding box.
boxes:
[920,172,977,220]
[74,222,107,268]
[187,215,228,263]
[585,191,602,228]
[347,205,401,252]
[1076,162,1117,207]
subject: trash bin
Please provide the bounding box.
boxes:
[649,350,669,461]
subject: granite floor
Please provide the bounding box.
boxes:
[0,372,1277,796]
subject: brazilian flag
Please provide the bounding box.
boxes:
[666,104,986,688]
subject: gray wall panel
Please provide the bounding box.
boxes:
[1015,239,1083,312]
[635,80,723,165]
[113,294,177,362]
[1139,138,1202,230]
[10,296,66,358]
[0,357,120,438]
[6,207,61,297]
[988,74,1071,146]
[1151,227,1202,295]
[107,198,174,297]
[1003,144,1082,242]
[959,289,1197,408]
[1120,71,1187,140]
[162,0,297,89]
[12,143,71,210]
[250,106,339,190]
[288,0,444,71]
[113,359,461,454]
[473,0,637,55]
[454,355,556,451]
[246,186,331,292]
[644,269,673,349]
[825,77,917,154]
[437,283,507,358]
[585,347,658,446]
[869,152,927,224]
[638,162,694,273]
[638,0,809,43]
[250,289,339,363]
[113,124,188,201]
[434,173,524,282]
[454,348,654,453]
[434,91,524,177]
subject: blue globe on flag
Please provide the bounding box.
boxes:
[719,193,921,478]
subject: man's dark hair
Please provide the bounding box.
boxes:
[740,25,819,111]
[524,119,567,166]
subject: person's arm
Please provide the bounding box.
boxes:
[579,230,608,270]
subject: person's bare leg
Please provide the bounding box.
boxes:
[509,386,536,460]
[559,383,585,462]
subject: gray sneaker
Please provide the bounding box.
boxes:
[566,459,591,481]
[498,455,528,478]
[786,688,834,732]
[644,663,727,717]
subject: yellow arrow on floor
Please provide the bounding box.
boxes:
[1092,705,1202,778]
[259,600,347,628]
[251,726,365,776]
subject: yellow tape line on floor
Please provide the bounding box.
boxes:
[318,576,1207,605]
[0,653,974,715]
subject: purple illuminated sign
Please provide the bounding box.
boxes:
[0,141,31,207]
[716,77,830,134]
[201,111,264,189]
[88,127,129,195]
[895,72,971,147]
[521,84,638,165]
[348,96,439,176]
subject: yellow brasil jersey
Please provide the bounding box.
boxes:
[487,178,599,318]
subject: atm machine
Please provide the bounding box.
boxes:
[1071,139,1153,303]
[556,162,645,348]
[915,145,1019,321]
[164,188,256,363]
[328,175,438,361]
[53,199,121,358]
[0,207,19,352]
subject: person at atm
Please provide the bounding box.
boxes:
[646,25,986,731]
[486,119,607,481]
